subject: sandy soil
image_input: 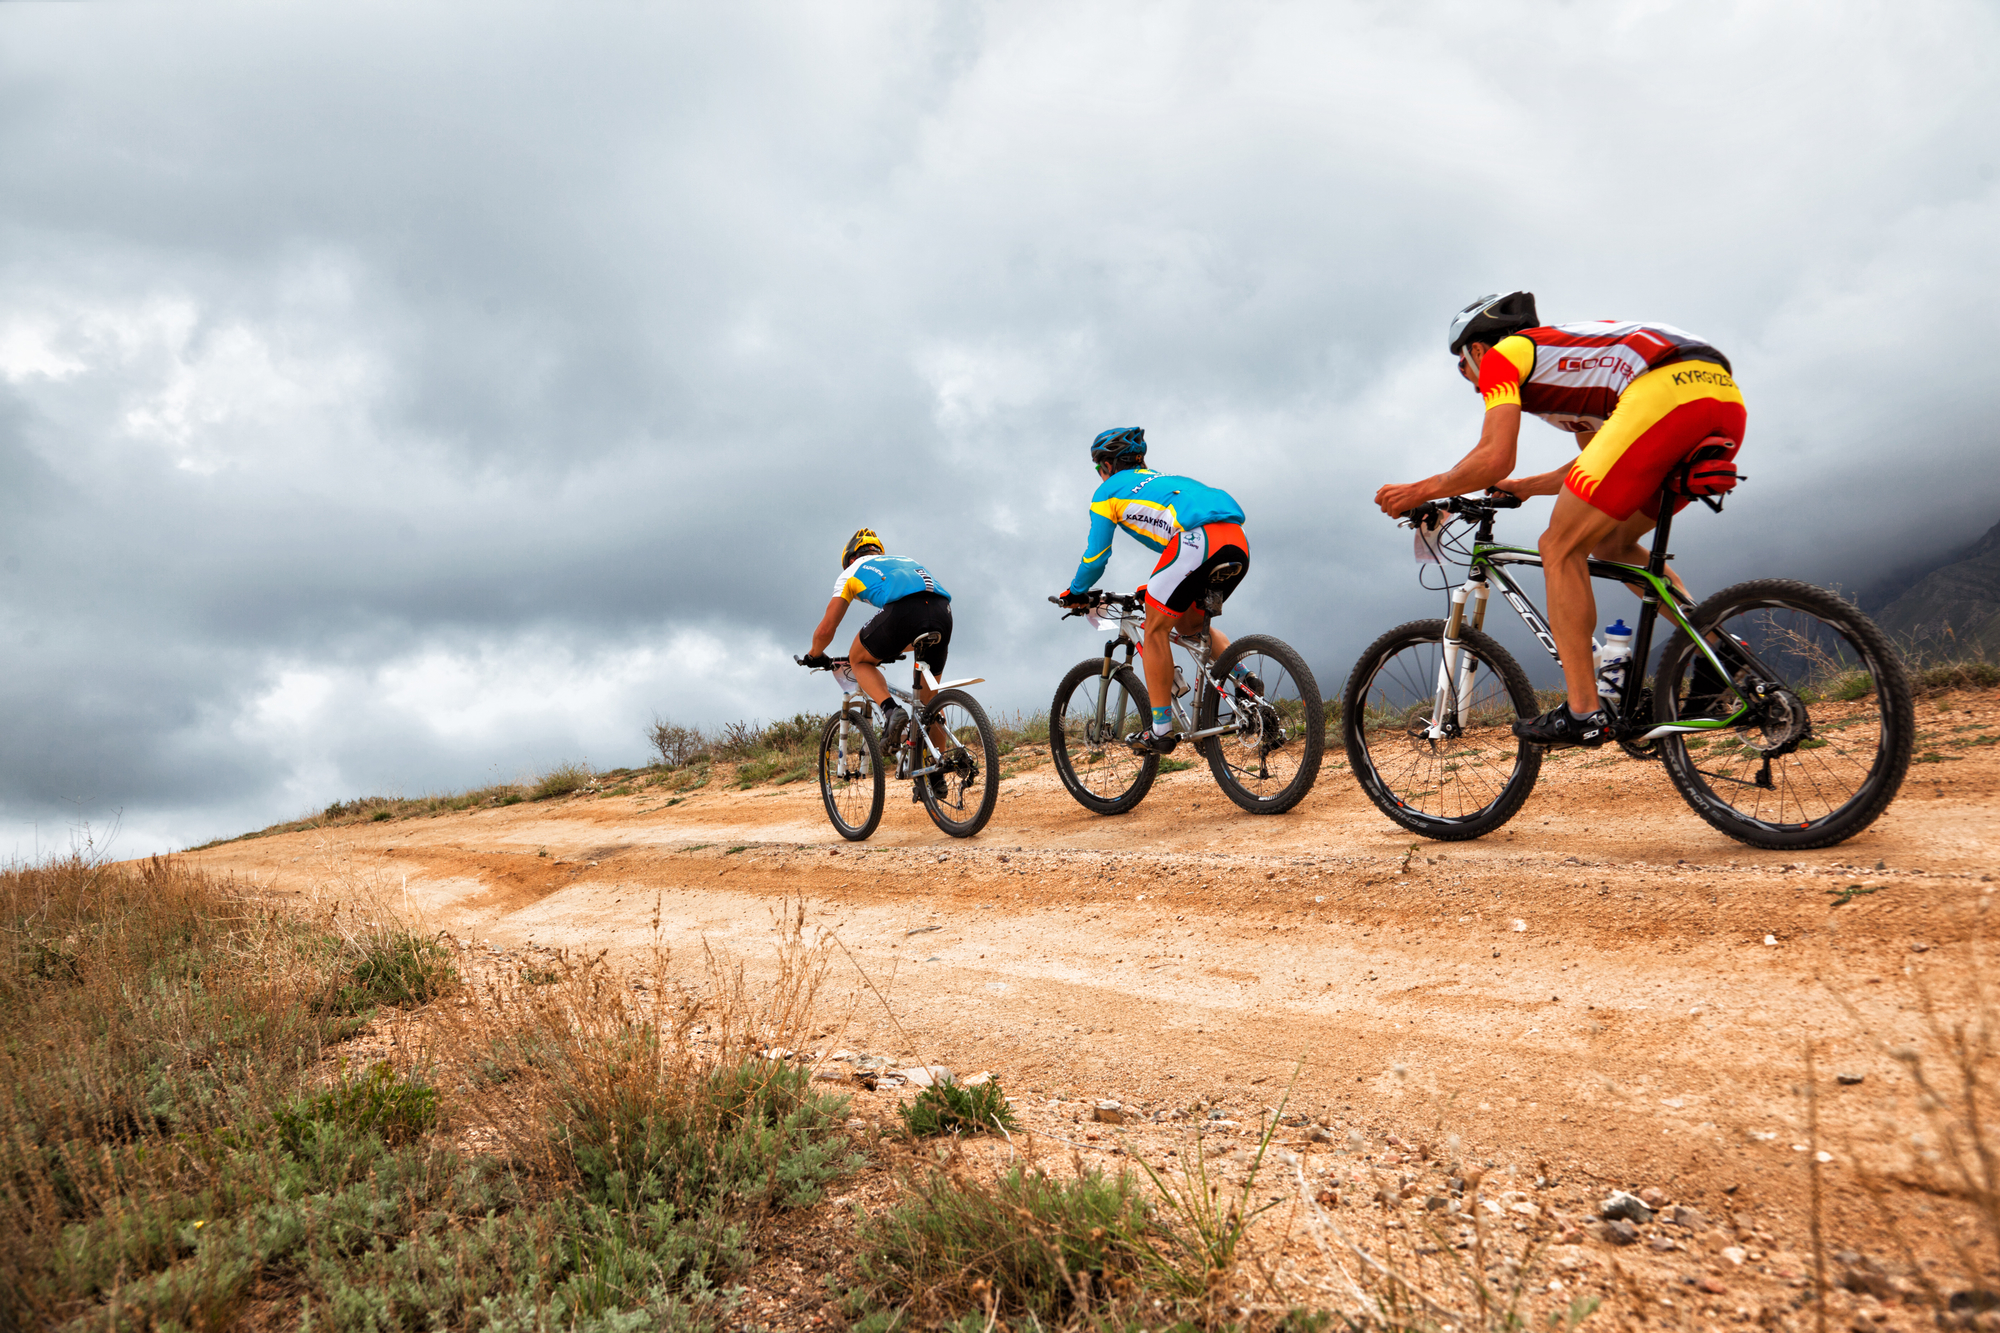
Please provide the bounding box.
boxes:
[188,688,2000,1328]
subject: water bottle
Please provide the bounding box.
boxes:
[1593,619,1635,707]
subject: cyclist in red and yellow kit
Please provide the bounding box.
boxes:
[1373,291,1746,747]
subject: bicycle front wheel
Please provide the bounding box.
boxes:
[1341,620,1541,840]
[917,688,1000,838]
[1195,633,1325,814]
[1050,658,1158,814]
[1655,578,1913,849]
[817,708,883,841]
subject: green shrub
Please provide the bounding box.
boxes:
[897,1080,1017,1139]
[274,1062,439,1155]
[331,932,456,1014]
[847,1165,1160,1329]
[535,760,594,800]
[554,1054,859,1217]
[1917,659,2000,693]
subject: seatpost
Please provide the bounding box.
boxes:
[1649,502,1676,580]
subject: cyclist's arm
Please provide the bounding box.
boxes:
[1494,459,1574,498]
[1067,507,1118,594]
[808,597,850,656]
[1374,403,1521,515]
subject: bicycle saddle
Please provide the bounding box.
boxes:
[909,631,943,649]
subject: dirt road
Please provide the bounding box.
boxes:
[189,687,2000,1314]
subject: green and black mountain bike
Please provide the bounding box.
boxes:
[1341,472,1913,850]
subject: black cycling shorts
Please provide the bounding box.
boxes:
[858,592,952,675]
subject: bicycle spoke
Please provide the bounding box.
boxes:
[1356,639,1522,823]
[1058,677,1148,799]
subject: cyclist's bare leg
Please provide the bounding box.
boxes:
[1592,509,1691,601]
[846,634,892,707]
[1140,605,1231,728]
[1539,492,1623,715]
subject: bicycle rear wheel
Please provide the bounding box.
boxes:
[817,708,883,841]
[1195,633,1324,814]
[1342,620,1541,840]
[1655,578,1913,849]
[1050,658,1158,814]
[918,688,1000,838]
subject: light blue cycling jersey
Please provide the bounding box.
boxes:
[831,554,951,609]
[1068,469,1245,594]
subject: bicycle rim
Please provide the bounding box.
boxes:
[817,710,883,841]
[919,688,999,837]
[1198,633,1324,814]
[1050,659,1157,814]
[1658,579,1913,848]
[1342,620,1540,839]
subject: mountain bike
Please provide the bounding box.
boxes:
[1340,478,1913,850]
[797,635,999,839]
[1047,590,1324,815]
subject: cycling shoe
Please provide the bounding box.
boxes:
[1512,702,1610,749]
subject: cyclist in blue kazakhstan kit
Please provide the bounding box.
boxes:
[805,528,953,745]
[1059,428,1258,756]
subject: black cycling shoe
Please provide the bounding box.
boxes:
[1125,729,1180,756]
[1512,702,1611,749]
[926,771,949,800]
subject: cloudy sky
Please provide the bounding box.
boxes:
[2,0,1995,856]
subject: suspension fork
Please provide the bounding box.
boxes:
[1430,573,1491,735]
[1092,634,1138,737]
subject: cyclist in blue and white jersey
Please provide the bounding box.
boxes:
[1059,428,1258,756]
[806,528,953,742]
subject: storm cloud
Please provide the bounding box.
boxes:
[2,1,1995,853]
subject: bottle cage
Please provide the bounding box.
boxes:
[1668,437,1745,513]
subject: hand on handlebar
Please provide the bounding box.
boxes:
[797,652,834,669]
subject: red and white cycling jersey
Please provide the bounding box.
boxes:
[1476,321,1731,434]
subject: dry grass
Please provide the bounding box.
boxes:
[0,857,860,1332]
[1827,943,2000,1325]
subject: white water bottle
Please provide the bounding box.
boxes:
[1593,618,1635,707]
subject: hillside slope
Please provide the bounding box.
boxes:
[1875,516,2000,654]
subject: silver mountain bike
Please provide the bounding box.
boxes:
[798,634,998,839]
[1046,590,1324,815]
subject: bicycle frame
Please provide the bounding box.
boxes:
[1080,596,1239,742]
[1439,499,1757,744]
[829,650,985,781]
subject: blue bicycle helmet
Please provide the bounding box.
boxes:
[1090,426,1147,466]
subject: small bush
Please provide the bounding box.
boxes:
[898,1080,1017,1139]
[1916,659,2000,693]
[709,719,768,760]
[333,933,457,1014]
[535,760,593,800]
[650,715,709,768]
[760,711,827,751]
[848,1165,1160,1329]
[274,1061,439,1154]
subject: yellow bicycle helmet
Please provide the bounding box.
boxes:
[842,528,884,567]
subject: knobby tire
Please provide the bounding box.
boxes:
[1050,658,1159,815]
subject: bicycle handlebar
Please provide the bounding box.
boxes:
[1049,590,1144,619]
[1400,491,1526,527]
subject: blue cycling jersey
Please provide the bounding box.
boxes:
[831,554,951,609]
[1067,469,1245,594]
